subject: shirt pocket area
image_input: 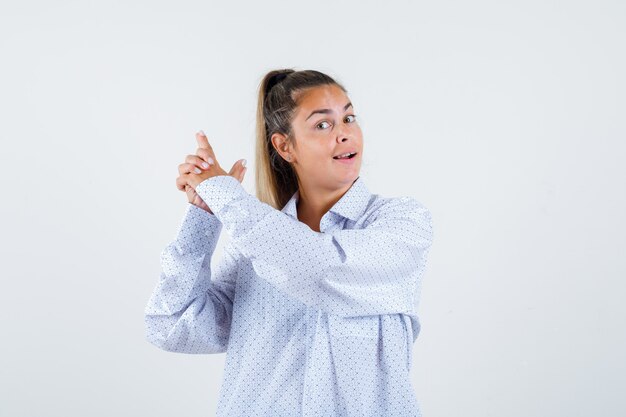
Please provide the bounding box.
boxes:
[327,314,380,339]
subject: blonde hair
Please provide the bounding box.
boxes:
[254,68,347,209]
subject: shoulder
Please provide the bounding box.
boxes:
[364,194,432,226]
[362,194,433,245]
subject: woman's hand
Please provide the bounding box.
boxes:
[176,131,247,214]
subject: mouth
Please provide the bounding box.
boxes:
[332,151,358,160]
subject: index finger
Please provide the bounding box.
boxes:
[196,130,212,149]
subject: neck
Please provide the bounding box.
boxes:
[295,178,356,232]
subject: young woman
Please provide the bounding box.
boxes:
[144,69,434,417]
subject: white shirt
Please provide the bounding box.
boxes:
[145,175,434,416]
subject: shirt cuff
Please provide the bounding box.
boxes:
[175,202,223,253]
[195,175,249,216]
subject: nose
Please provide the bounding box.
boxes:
[336,123,350,143]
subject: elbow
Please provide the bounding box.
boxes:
[144,315,228,354]
[145,334,168,352]
[144,316,173,352]
[144,324,187,353]
[144,313,185,353]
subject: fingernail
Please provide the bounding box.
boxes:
[241,159,247,167]
[198,130,205,137]
[208,157,215,165]
[194,167,202,174]
[201,162,209,168]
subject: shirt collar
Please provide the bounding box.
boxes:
[281,176,371,222]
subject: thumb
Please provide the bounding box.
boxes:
[228,159,247,183]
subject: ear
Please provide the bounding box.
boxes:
[271,132,292,161]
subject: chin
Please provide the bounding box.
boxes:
[336,170,360,185]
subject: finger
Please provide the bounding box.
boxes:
[178,162,203,175]
[196,148,216,167]
[184,184,198,204]
[176,176,188,191]
[230,165,244,182]
[196,130,213,151]
[185,184,196,199]
[196,131,217,166]
[178,162,197,175]
[228,161,238,176]
[176,167,199,191]
[185,154,213,170]
[196,132,219,167]
[228,159,242,177]
[230,159,247,182]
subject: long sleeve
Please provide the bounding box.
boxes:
[195,175,433,318]
[144,203,239,354]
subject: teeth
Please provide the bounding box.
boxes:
[334,152,355,159]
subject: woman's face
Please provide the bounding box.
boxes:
[274,84,363,189]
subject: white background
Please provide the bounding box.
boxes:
[1,1,624,416]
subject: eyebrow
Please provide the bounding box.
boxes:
[305,102,353,121]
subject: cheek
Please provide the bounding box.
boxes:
[354,126,364,141]
[297,145,331,167]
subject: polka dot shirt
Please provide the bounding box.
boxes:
[144,175,434,417]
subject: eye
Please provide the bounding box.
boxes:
[315,114,357,130]
[316,121,331,130]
